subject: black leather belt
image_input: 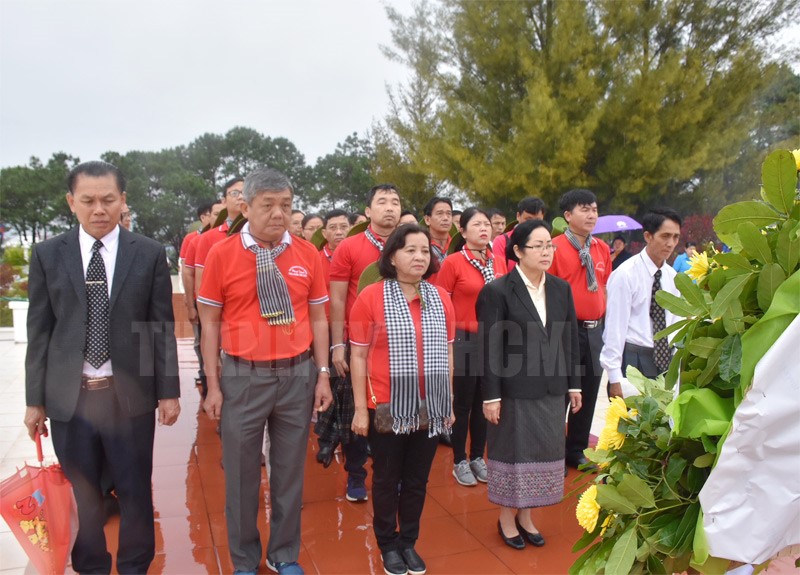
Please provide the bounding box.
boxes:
[579,320,601,329]
[624,342,655,356]
[81,376,114,390]
[227,349,311,369]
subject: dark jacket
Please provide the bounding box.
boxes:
[25,226,179,421]
[477,269,580,401]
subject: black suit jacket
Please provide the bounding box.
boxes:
[477,269,580,401]
[25,226,180,422]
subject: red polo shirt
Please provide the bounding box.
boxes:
[329,228,385,322]
[435,249,507,332]
[194,222,231,269]
[179,230,201,260]
[349,281,455,405]
[198,226,329,360]
[549,233,611,321]
[491,231,515,271]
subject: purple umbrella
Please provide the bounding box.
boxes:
[594,215,642,234]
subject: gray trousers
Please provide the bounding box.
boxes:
[220,354,315,571]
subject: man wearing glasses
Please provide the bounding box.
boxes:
[549,189,611,473]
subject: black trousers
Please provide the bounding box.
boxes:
[368,410,438,553]
[52,386,156,575]
[451,331,487,463]
[565,323,604,460]
[622,342,661,379]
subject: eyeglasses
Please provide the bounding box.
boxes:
[523,243,557,253]
[227,190,243,198]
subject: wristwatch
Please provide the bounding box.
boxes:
[318,366,331,375]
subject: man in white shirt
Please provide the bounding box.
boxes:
[600,208,682,399]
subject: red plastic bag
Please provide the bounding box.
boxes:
[0,432,76,574]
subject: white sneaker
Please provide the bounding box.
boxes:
[469,457,488,483]
[453,460,477,486]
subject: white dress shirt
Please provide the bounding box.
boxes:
[600,250,680,383]
[79,224,120,377]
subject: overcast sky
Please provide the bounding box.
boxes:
[0,0,414,169]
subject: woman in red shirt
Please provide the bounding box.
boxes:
[350,224,455,575]
[435,208,507,487]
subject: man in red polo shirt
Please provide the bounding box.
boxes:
[549,189,611,472]
[491,197,546,271]
[329,184,401,502]
[318,208,351,289]
[423,196,453,264]
[198,167,332,575]
[192,176,245,291]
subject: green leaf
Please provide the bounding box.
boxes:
[713,201,782,235]
[596,484,638,514]
[737,222,773,265]
[761,149,798,215]
[707,266,727,295]
[673,503,700,553]
[693,453,715,468]
[666,387,734,438]
[655,318,691,341]
[722,299,746,335]
[718,334,742,383]
[665,455,687,486]
[700,433,718,454]
[646,555,667,575]
[709,273,752,319]
[674,273,709,312]
[686,337,722,359]
[757,263,786,311]
[655,290,702,318]
[714,252,755,273]
[605,525,638,575]
[696,345,722,387]
[665,347,685,389]
[572,518,602,552]
[618,474,656,508]
[776,220,800,275]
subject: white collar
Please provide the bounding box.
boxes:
[79,224,120,252]
[239,222,292,250]
[640,250,667,277]
[516,266,546,290]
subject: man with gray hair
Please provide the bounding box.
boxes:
[198,167,333,575]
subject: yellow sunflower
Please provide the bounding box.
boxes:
[597,397,629,451]
[686,251,710,282]
[792,149,800,172]
[576,485,601,532]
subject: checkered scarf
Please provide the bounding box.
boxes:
[565,228,598,292]
[462,247,495,284]
[248,241,295,325]
[364,227,384,253]
[383,279,451,436]
[431,242,446,264]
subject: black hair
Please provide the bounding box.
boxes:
[558,189,597,213]
[197,201,215,220]
[506,219,553,263]
[613,234,626,245]
[301,213,323,229]
[223,176,244,193]
[486,208,505,219]
[400,209,418,220]
[366,184,400,207]
[323,209,349,226]
[378,224,439,280]
[642,208,682,234]
[423,196,453,217]
[452,210,462,216]
[450,207,491,252]
[291,209,305,216]
[67,161,125,194]
[517,197,546,217]
[685,241,697,248]
[348,212,365,225]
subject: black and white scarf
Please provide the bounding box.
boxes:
[431,242,446,264]
[364,227,384,253]
[564,228,598,292]
[383,279,451,437]
[248,236,295,325]
[462,247,495,284]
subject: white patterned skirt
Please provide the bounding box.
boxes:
[486,394,565,509]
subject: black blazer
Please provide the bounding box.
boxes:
[25,227,180,422]
[476,269,580,401]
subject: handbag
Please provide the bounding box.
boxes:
[368,374,428,433]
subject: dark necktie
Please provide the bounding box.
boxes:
[85,240,110,368]
[651,269,670,372]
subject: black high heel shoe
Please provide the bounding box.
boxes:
[498,521,525,550]
[515,519,545,547]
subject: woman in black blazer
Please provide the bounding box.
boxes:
[477,219,582,550]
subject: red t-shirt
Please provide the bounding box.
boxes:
[198,230,329,360]
[319,245,334,319]
[435,249,507,332]
[549,233,611,321]
[179,230,200,260]
[329,228,385,322]
[194,222,231,269]
[491,231,515,271]
[349,281,455,405]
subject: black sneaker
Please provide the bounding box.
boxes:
[400,548,426,575]
[381,550,408,575]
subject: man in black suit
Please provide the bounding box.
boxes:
[24,160,180,574]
